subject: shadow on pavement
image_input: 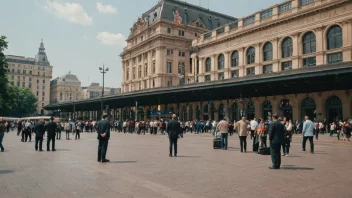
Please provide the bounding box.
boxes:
[110,161,137,163]
[0,170,14,174]
[281,165,314,170]
[175,156,201,158]
[56,149,71,151]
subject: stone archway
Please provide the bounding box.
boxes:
[280,99,293,120]
[246,101,255,120]
[301,98,316,121]
[231,103,238,121]
[262,100,272,121]
[219,103,225,121]
[326,96,342,123]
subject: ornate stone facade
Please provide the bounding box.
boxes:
[50,73,82,103]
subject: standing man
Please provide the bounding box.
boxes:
[237,117,249,153]
[34,118,45,151]
[167,114,180,157]
[250,117,258,141]
[97,114,110,163]
[64,120,72,140]
[302,115,314,154]
[75,119,81,140]
[17,120,22,136]
[46,117,57,151]
[56,120,62,140]
[0,117,7,152]
[269,114,285,170]
[217,117,229,150]
[24,120,32,142]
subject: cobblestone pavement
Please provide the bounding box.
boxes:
[1,131,351,198]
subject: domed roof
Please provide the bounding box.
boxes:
[57,73,80,83]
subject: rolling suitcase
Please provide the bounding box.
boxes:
[258,147,270,155]
[213,131,221,149]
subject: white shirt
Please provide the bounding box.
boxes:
[250,120,258,130]
[25,122,32,128]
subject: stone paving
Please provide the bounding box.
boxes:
[1,131,352,198]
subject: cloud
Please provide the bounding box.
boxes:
[96,2,117,14]
[43,1,93,26]
[96,32,126,46]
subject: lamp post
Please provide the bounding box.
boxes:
[99,65,109,117]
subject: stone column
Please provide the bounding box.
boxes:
[211,54,216,80]
[254,99,262,119]
[342,20,352,62]
[291,98,299,122]
[238,47,245,77]
[292,33,299,69]
[315,26,325,66]
[255,43,261,75]
[272,37,279,72]
[198,57,204,82]
[224,51,230,79]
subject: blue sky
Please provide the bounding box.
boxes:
[0,0,283,88]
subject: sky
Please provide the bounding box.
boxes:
[0,0,284,88]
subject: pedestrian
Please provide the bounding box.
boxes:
[167,114,180,157]
[237,117,249,153]
[269,114,285,170]
[56,121,62,140]
[64,120,71,140]
[282,119,293,156]
[46,117,57,151]
[344,120,351,141]
[34,118,45,151]
[330,122,335,137]
[24,120,32,142]
[75,120,81,140]
[97,114,110,163]
[0,117,7,152]
[17,120,22,136]
[250,117,258,140]
[217,117,229,150]
[258,119,267,148]
[336,121,342,140]
[302,115,315,154]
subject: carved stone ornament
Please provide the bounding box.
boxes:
[129,17,148,38]
[189,18,206,28]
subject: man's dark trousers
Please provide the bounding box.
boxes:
[169,138,178,156]
[250,130,255,139]
[270,143,281,169]
[56,129,61,139]
[35,135,43,151]
[98,139,109,161]
[25,130,31,142]
[239,136,247,152]
[75,130,80,140]
[302,136,314,152]
[47,133,55,151]
[21,130,25,141]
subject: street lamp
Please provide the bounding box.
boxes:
[99,65,109,117]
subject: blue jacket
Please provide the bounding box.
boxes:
[302,120,314,136]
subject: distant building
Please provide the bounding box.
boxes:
[50,73,82,103]
[6,40,53,115]
[81,83,119,99]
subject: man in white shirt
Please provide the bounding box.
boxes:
[24,120,32,142]
[250,118,258,140]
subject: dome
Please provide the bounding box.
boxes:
[57,73,80,83]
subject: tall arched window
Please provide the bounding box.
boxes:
[327,25,342,50]
[205,58,211,72]
[281,37,293,58]
[246,47,255,64]
[218,54,224,70]
[303,32,316,54]
[263,42,273,61]
[231,51,239,67]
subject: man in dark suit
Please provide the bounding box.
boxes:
[34,118,46,151]
[167,114,180,157]
[46,117,57,151]
[97,114,110,162]
[269,114,285,169]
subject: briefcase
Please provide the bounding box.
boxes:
[213,131,221,149]
[258,147,270,155]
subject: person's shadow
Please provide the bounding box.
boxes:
[110,161,137,163]
[281,165,314,170]
[0,170,14,174]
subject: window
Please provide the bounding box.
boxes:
[43,80,45,83]
[281,61,292,70]
[247,67,255,75]
[300,0,315,6]
[38,72,40,75]
[263,42,273,61]
[218,72,224,80]
[42,97,44,101]
[178,51,185,57]
[126,68,129,80]
[42,103,44,107]
[205,75,211,82]
[132,58,136,64]
[23,70,26,74]
[231,70,239,78]
[167,77,172,86]
[204,32,212,39]
[22,82,25,87]
[279,2,292,13]
[244,16,255,25]
[205,58,211,72]
[22,76,25,81]
[29,71,32,75]
[152,62,156,73]
[178,30,185,36]
[167,49,173,55]
[133,67,136,79]
[328,52,343,64]
[327,25,342,50]
[281,37,293,58]
[42,85,45,90]
[231,51,239,67]
[17,76,20,81]
[37,86,39,90]
[138,55,142,62]
[42,92,45,96]
[17,69,20,73]
[42,73,45,77]
[140,36,143,42]
[218,54,224,70]
[303,57,316,67]
[29,77,31,81]
[263,65,273,73]
[303,32,316,54]
[17,82,20,87]
[11,75,14,80]
[216,27,225,35]
[36,91,39,96]
[37,79,39,83]
[261,9,273,20]
[11,69,14,73]
[167,28,172,34]
[152,50,156,57]
[246,47,255,64]
[144,64,148,76]
[167,62,172,73]
[138,65,141,78]
[28,82,32,88]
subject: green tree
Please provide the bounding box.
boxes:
[6,86,37,117]
[0,36,9,114]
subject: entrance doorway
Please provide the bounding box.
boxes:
[280,99,292,121]
[246,101,255,120]
[301,98,316,121]
[326,96,342,123]
[262,100,272,121]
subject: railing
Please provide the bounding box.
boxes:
[279,2,292,13]
[243,16,255,25]
[300,0,315,6]
[216,27,225,35]
[204,32,212,40]
[229,22,238,30]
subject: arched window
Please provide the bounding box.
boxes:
[218,54,224,70]
[219,104,225,120]
[231,51,239,67]
[189,106,193,121]
[246,47,255,64]
[203,104,209,113]
[327,25,342,50]
[205,58,211,72]
[281,37,293,58]
[232,103,238,121]
[303,32,316,54]
[263,42,273,61]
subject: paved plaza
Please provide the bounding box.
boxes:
[1,131,352,198]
